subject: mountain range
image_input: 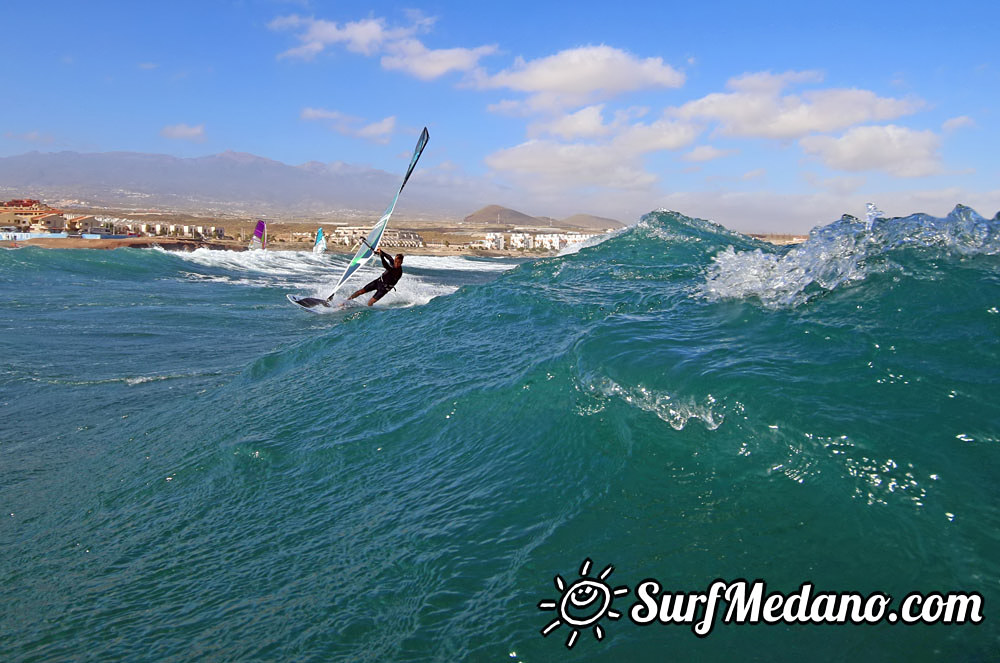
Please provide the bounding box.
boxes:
[0,150,628,230]
[0,149,475,219]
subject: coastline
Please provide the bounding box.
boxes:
[0,235,550,258]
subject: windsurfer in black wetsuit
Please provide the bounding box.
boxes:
[347,248,404,306]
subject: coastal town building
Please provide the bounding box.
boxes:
[508,233,534,250]
[88,217,224,239]
[29,214,67,233]
[330,226,425,248]
[1,199,68,234]
[66,215,97,233]
[0,211,29,232]
[471,230,603,252]
[1,199,59,216]
[480,232,506,250]
[534,232,600,251]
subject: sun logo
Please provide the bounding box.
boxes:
[537,558,629,649]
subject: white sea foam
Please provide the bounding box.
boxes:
[370,277,457,308]
[557,229,622,255]
[30,372,213,387]
[162,246,342,278]
[298,276,457,314]
[164,247,517,276]
[582,375,727,431]
[701,205,999,309]
[401,254,519,271]
[701,238,871,309]
[161,247,515,312]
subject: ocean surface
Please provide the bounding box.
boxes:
[2,206,998,662]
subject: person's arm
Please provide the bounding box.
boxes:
[379,250,393,270]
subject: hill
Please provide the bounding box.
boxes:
[462,204,540,228]
[463,205,624,230]
[560,213,625,230]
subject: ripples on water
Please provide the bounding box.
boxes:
[2,207,998,661]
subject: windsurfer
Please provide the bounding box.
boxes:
[347,248,403,306]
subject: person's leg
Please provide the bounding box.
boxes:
[349,281,376,300]
[368,285,388,306]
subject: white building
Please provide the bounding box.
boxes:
[331,226,425,248]
[508,232,534,250]
[533,233,566,251]
[484,232,505,250]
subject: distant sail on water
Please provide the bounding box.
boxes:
[313,227,326,254]
[248,220,267,250]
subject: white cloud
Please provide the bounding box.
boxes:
[943,115,976,132]
[301,107,349,122]
[683,145,736,162]
[799,125,941,177]
[611,118,700,154]
[138,62,158,70]
[160,123,205,142]
[486,99,525,116]
[486,139,658,191]
[742,168,766,180]
[356,116,396,143]
[270,13,494,79]
[270,15,403,59]
[673,70,922,139]
[486,116,698,192]
[528,105,611,140]
[301,108,396,143]
[727,70,823,94]
[381,39,497,80]
[803,173,868,195]
[481,45,684,111]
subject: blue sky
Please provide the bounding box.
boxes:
[1,0,997,231]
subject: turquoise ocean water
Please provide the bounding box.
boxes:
[2,207,999,661]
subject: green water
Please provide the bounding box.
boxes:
[2,208,998,661]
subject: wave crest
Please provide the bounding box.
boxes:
[701,204,1000,308]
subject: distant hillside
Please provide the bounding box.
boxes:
[0,150,631,225]
[463,205,624,230]
[0,149,467,217]
[560,214,625,230]
[463,205,539,227]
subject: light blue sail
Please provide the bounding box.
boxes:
[313,227,326,254]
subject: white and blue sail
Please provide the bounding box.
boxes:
[313,227,327,254]
[328,127,429,298]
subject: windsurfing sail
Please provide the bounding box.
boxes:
[248,220,267,250]
[323,126,429,300]
[313,227,327,254]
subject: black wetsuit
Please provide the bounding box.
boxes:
[360,252,402,301]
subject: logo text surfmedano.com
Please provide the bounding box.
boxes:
[538,560,983,649]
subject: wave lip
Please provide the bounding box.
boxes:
[701,204,1000,309]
